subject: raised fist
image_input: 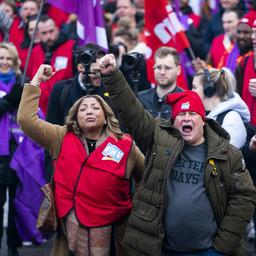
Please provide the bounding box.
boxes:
[99,54,117,75]
[32,64,55,85]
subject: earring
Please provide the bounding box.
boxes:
[72,121,80,135]
[104,120,107,125]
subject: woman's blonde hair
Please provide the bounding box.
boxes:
[0,42,21,74]
[195,67,236,101]
[65,95,123,139]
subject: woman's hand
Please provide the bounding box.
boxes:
[31,64,55,86]
[99,54,117,75]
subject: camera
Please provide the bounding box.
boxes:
[121,52,144,70]
[78,49,97,66]
[108,44,120,58]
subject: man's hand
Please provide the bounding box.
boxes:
[99,54,117,75]
[249,79,256,97]
[249,135,256,152]
[192,57,207,72]
[31,64,55,86]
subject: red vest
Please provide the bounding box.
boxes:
[242,56,256,125]
[27,39,75,114]
[210,34,231,68]
[9,17,24,53]
[53,132,133,227]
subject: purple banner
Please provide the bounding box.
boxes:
[47,0,108,49]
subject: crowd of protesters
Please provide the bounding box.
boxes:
[0,0,256,255]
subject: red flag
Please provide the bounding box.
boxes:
[144,0,190,88]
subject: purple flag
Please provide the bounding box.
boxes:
[47,0,108,50]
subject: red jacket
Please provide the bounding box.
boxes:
[27,39,75,114]
[53,132,133,227]
[9,17,24,50]
[242,55,256,125]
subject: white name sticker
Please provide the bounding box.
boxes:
[54,56,68,71]
[102,143,124,163]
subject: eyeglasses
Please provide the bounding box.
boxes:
[153,65,177,72]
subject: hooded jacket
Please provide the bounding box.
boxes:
[102,69,256,256]
[207,92,250,149]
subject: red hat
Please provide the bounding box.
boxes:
[166,91,205,120]
[239,14,255,28]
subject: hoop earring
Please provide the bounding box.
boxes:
[72,121,80,135]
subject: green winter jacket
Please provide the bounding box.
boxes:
[102,69,256,256]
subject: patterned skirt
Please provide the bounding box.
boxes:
[65,210,112,256]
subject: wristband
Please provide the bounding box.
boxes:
[30,80,39,87]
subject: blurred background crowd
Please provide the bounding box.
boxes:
[0,0,256,255]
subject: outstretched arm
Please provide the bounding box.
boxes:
[17,65,65,151]
[100,54,156,151]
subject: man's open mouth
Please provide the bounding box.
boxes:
[182,125,193,133]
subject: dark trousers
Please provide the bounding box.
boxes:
[0,183,22,249]
[162,248,225,256]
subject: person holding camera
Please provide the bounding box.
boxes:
[46,43,108,126]
[138,46,183,120]
[17,64,144,256]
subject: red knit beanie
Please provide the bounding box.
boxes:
[239,16,255,28]
[166,91,205,120]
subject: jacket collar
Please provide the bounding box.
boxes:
[159,117,230,160]
[204,119,230,160]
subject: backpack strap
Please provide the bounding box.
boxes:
[216,110,231,125]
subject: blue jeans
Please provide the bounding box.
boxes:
[162,248,225,256]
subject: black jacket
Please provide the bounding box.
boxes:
[138,86,183,120]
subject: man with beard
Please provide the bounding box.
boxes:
[27,15,76,114]
[235,19,256,125]
[235,17,254,95]
[138,47,183,120]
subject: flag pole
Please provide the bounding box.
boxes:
[21,0,46,85]
[187,46,196,60]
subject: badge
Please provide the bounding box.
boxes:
[102,143,124,163]
[54,56,68,71]
[181,101,190,110]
